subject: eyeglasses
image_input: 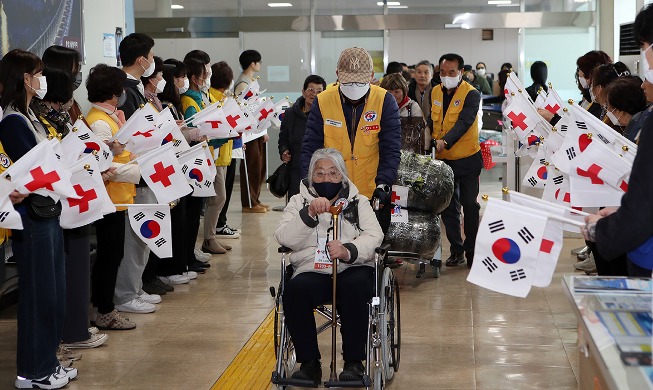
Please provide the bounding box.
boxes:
[312,170,342,180]
[341,82,368,87]
[305,88,323,94]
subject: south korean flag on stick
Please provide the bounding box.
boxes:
[69,119,113,172]
[127,204,172,258]
[0,178,23,229]
[177,142,216,197]
[467,198,548,298]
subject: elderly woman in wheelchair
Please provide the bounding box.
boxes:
[274,148,384,386]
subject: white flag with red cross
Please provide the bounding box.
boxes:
[6,140,78,199]
[110,103,159,144]
[58,129,86,167]
[571,138,631,193]
[69,119,114,172]
[222,98,254,134]
[0,178,23,230]
[138,143,192,204]
[542,86,565,116]
[467,198,548,298]
[196,107,239,139]
[504,98,541,142]
[177,142,216,197]
[60,156,115,229]
[254,98,276,131]
[568,166,624,208]
[127,204,172,258]
[390,185,408,208]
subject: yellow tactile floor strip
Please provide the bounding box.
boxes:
[211,309,276,390]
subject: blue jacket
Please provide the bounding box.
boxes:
[300,89,401,187]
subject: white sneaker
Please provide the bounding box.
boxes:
[183,271,198,280]
[115,298,156,314]
[139,292,162,304]
[194,247,212,262]
[55,365,78,380]
[88,326,99,335]
[15,373,68,389]
[158,274,190,285]
[216,225,241,239]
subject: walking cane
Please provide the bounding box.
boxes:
[328,203,343,382]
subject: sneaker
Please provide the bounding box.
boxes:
[183,271,198,280]
[291,359,322,385]
[194,247,212,262]
[15,373,68,389]
[62,333,108,349]
[192,259,210,269]
[188,263,206,273]
[142,280,167,295]
[445,253,465,267]
[56,345,81,362]
[88,327,99,335]
[115,298,156,314]
[574,254,597,274]
[95,310,136,330]
[139,292,162,304]
[216,225,240,239]
[152,278,174,292]
[55,365,78,380]
[159,274,190,285]
[202,239,226,254]
[339,360,365,382]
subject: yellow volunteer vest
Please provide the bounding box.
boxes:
[431,81,480,160]
[319,85,385,198]
[208,88,233,167]
[86,108,136,210]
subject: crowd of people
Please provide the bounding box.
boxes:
[3,3,653,387]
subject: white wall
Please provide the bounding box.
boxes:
[74,0,126,114]
[388,29,519,75]
[153,37,241,75]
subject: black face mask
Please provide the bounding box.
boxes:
[72,72,82,91]
[313,181,343,200]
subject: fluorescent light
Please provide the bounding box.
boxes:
[388,5,408,8]
[171,4,184,9]
[268,2,292,6]
[497,3,519,6]
[488,0,511,4]
[377,2,401,5]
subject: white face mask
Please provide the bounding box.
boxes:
[206,64,212,80]
[578,76,589,89]
[29,75,48,100]
[476,68,486,76]
[589,86,597,102]
[141,57,155,77]
[178,77,189,94]
[641,45,653,84]
[606,109,622,126]
[200,79,210,93]
[154,78,166,94]
[340,83,369,101]
[441,74,461,90]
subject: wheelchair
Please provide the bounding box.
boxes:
[270,244,401,389]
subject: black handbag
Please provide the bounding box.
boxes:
[266,163,290,198]
[26,194,62,220]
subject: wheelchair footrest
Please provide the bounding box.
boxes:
[271,372,319,388]
[324,375,371,388]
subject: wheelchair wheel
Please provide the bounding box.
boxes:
[379,267,401,381]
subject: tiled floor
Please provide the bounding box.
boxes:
[0,169,584,389]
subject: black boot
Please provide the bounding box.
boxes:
[465,252,474,268]
[291,359,322,385]
[445,252,465,267]
[339,360,365,381]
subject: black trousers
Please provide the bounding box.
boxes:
[156,196,189,276]
[185,195,204,266]
[217,158,237,229]
[628,259,652,277]
[283,266,374,363]
[92,211,125,314]
[589,241,628,277]
[62,227,91,343]
[441,158,482,255]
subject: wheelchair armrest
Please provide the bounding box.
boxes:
[278,246,292,253]
[375,243,391,255]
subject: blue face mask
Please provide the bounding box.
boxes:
[313,181,343,200]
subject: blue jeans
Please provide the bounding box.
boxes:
[13,207,65,379]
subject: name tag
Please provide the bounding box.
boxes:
[314,237,332,269]
[325,119,342,128]
[433,100,442,107]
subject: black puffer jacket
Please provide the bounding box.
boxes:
[278,97,308,198]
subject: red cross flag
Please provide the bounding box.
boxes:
[138,143,192,204]
[60,155,115,229]
[69,119,114,172]
[177,142,216,197]
[571,138,631,193]
[467,198,548,297]
[127,204,172,258]
[110,103,159,144]
[222,98,254,134]
[196,106,239,140]
[390,185,408,208]
[0,178,23,230]
[504,98,540,142]
[255,98,276,131]
[542,86,564,115]
[6,140,78,199]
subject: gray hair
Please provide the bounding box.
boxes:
[307,148,350,188]
[416,60,433,74]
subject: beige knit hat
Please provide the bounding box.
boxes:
[336,47,373,84]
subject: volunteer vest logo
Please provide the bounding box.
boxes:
[0,153,10,168]
[363,110,377,122]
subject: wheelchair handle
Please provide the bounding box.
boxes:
[277,246,292,253]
